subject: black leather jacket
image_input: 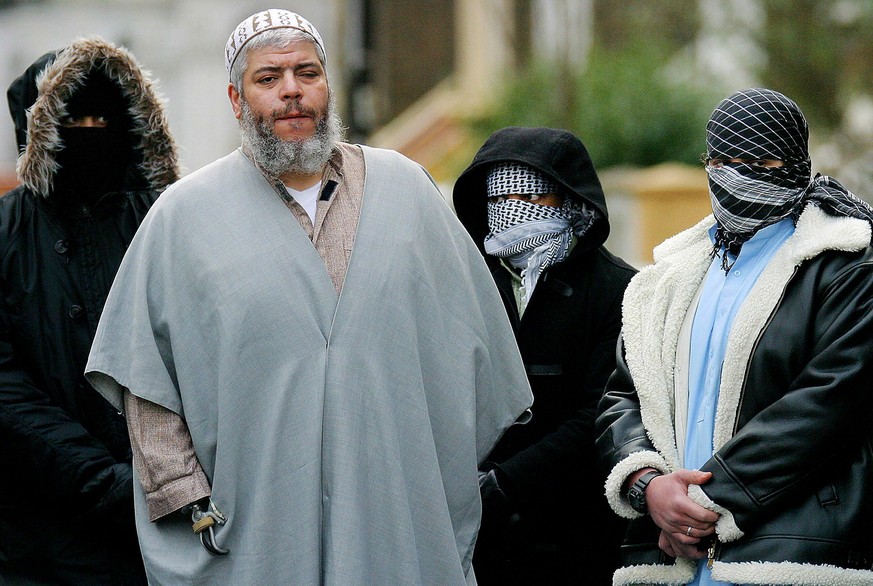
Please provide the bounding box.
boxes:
[596,206,873,585]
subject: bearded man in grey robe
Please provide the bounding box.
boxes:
[85,10,532,585]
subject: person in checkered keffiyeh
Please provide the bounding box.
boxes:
[453,127,637,585]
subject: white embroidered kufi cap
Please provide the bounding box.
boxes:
[225,9,326,76]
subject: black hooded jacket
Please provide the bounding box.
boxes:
[453,127,636,584]
[0,39,178,583]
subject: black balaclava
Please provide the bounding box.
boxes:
[53,69,133,203]
[705,88,811,262]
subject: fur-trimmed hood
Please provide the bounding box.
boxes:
[9,37,179,197]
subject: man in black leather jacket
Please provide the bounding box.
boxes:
[454,127,636,585]
[596,88,873,586]
[0,38,178,584]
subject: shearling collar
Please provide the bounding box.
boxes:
[13,37,179,197]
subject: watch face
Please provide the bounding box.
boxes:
[628,488,645,512]
[628,487,646,512]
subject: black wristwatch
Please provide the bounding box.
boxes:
[626,470,662,514]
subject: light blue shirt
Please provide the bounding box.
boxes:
[685,218,795,586]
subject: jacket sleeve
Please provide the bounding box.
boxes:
[0,331,130,518]
[498,281,626,505]
[497,406,594,505]
[693,254,873,540]
[595,336,672,518]
[124,391,211,522]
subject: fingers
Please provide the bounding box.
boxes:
[658,530,677,558]
[672,469,719,521]
[647,473,720,531]
[659,529,708,560]
[681,522,715,539]
[644,469,725,561]
[665,521,715,549]
[674,468,713,486]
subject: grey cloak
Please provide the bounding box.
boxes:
[86,147,532,585]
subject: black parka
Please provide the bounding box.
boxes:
[0,39,178,584]
[453,127,637,585]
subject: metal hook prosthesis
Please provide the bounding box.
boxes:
[189,500,230,556]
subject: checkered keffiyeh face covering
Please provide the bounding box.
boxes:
[705,89,811,256]
[705,88,873,271]
[484,163,596,303]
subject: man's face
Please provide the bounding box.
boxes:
[228,40,329,143]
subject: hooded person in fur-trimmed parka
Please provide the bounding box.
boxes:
[596,88,873,586]
[0,37,178,584]
[453,127,637,585]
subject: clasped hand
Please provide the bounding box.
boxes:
[646,469,719,560]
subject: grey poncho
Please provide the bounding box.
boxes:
[86,147,532,585]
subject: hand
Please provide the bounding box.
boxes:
[477,467,522,557]
[646,469,718,559]
[93,462,134,520]
[479,468,515,526]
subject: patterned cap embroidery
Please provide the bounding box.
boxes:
[225,9,326,76]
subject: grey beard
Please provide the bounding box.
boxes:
[239,93,344,178]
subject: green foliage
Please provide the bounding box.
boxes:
[471,43,722,168]
[759,1,873,129]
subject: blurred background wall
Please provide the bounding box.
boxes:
[2,0,872,265]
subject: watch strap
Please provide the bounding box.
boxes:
[627,470,662,513]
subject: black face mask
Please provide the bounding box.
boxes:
[53,126,132,203]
